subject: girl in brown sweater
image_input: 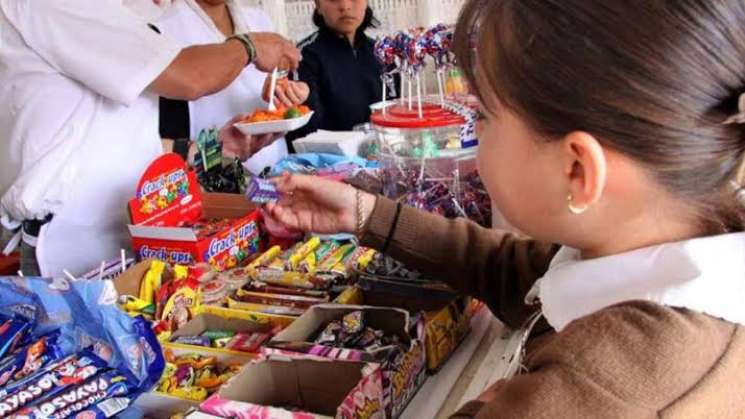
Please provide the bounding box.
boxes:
[265,1,745,417]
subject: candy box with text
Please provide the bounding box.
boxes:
[128,154,262,271]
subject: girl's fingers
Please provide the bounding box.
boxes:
[286,84,301,105]
[276,88,292,108]
[271,205,300,229]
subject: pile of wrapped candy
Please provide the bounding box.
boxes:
[119,261,215,333]
[314,310,404,353]
[156,350,243,402]
[171,330,271,354]
[181,218,237,240]
[387,168,491,228]
[193,128,247,194]
[120,237,377,334]
[216,237,376,316]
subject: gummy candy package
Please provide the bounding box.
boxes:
[0,276,164,396]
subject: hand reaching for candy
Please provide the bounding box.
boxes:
[263,173,376,235]
[262,75,310,108]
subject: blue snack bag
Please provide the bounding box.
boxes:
[0,277,164,399]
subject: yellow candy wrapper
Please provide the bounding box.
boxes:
[139,260,166,304]
[248,245,281,271]
[285,237,321,271]
[316,244,355,273]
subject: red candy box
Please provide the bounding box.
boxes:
[127,153,262,270]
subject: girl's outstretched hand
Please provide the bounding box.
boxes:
[264,173,376,235]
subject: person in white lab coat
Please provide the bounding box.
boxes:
[0,0,300,277]
[157,0,310,174]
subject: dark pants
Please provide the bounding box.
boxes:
[20,241,41,276]
[1,225,42,277]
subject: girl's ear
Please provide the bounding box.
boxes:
[560,131,608,211]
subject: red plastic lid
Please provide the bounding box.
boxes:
[371,103,466,128]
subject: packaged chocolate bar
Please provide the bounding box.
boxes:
[342,311,365,335]
[264,243,303,272]
[172,336,211,347]
[297,240,340,273]
[0,313,34,361]
[0,331,64,389]
[344,247,377,271]
[245,176,280,204]
[13,369,137,419]
[225,332,270,353]
[315,243,356,274]
[247,246,281,271]
[232,290,325,311]
[202,330,235,341]
[242,281,329,299]
[315,321,342,346]
[253,268,321,290]
[285,237,321,271]
[0,350,109,417]
[226,298,307,316]
[74,396,133,419]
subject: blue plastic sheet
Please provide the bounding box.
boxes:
[0,276,163,402]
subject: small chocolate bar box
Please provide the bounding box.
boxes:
[245,176,280,204]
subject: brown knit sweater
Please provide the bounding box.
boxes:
[359,197,745,419]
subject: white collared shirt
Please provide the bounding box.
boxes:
[0,0,181,276]
[528,232,745,331]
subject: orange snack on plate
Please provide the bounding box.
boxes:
[241,105,311,123]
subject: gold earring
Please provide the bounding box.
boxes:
[567,194,588,215]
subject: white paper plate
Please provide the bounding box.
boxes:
[233,111,314,135]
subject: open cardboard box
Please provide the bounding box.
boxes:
[268,305,426,419]
[195,304,297,329]
[335,286,472,372]
[112,259,153,296]
[127,153,262,271]
[136,344,255,419]
[201,355,386,419]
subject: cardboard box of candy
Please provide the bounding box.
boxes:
[113,259,293,343]
[128,153,262,271]
[200,355,386,419]
[195,238,375,323]
[166,313,278,356]
[267,305,426,419]
[135,346,254,419]
[335,286,472,372]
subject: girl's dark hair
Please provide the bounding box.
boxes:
[313,6,379,34]
[454,0,745,233]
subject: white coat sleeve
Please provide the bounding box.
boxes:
[0,0,182,106]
